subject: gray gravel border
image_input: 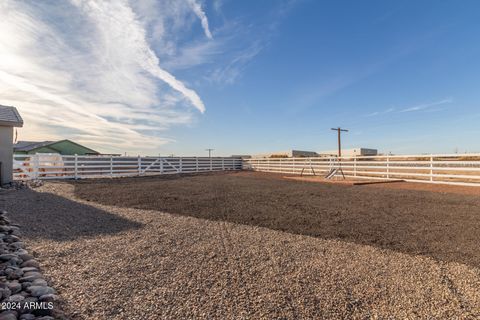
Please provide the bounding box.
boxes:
[0,210,60,320]
[2,174,480,319]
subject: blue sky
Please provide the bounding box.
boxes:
[2,1,480,155]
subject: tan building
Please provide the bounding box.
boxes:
[253,150,319,158]
[318,148,378,157]
[0,105,24,185]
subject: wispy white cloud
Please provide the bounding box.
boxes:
[187,0,213,39]
[207,41,264,84]
[163,40,222,70]
[399,98,453,112]
[366,98,453,117]
[366,107,395,117]
[71,0,205,113]
[147,0,294,86]
[204,2,296,86]
[212,0,225,14]
[0,0,209,154]
[0,0,292,154]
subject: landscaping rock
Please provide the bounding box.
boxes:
[23,296,38,304]
[3,235,20,244]
[9,242,24,250]
[31,279,47,287]
[27,285,55,297]
[21,282,31,290]
[7,281,21,294]
[17,253,33,262]
[6,293,24,302]
[0,288,11,300]
[19,274,43,283]
[20,260,39,269]
[39,294,57,302]
[23,271,42,278]
[5,268,23,280]
[0,211,59,319]
[8,226,21,237]
[0,254,16,262]
[0,312,17,320]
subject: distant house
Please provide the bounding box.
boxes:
[318,148,378,157]
[253,150,319,158]
[252,148,379,158]
[231,155,252,159]
[14,140,99,155]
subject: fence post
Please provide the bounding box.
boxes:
[354,156,357,177]
[32,154,39,180]
[196,157,199,172]
[430,156,433,182]
[138,155,142,175]
[110,155,113,177]
[292,158,295,174]
[74,154,78,180]
[179,157,183,173]
[160,158,164,173]
[386,154,390,179]
[222,158,225,171]
[210,157,213,171]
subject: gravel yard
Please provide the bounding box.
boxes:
[2,171,480,319]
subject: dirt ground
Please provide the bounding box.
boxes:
[285,174,480,195]
[2,171,480,319]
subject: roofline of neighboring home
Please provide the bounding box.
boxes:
[0,105,23,127]
[11,106,23,127]
[14,139,99,154]
[52,139,99,154]
[14,141,55,151]
[0,121,22,127]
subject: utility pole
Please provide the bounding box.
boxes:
[205,148,214,158]
[331,127,349,157]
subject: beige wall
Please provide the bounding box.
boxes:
[0,126,14,185]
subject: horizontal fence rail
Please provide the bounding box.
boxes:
[14,154,242,180]
[244,154,480,187]
[14,153,480,186]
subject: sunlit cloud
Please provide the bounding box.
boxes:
[187,0,213,39]
[0,0,209,154]
[0,0,290,154]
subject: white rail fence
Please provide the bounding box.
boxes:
[14,154,242,180]
[244,153,480,186]
[14,153,480,186]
